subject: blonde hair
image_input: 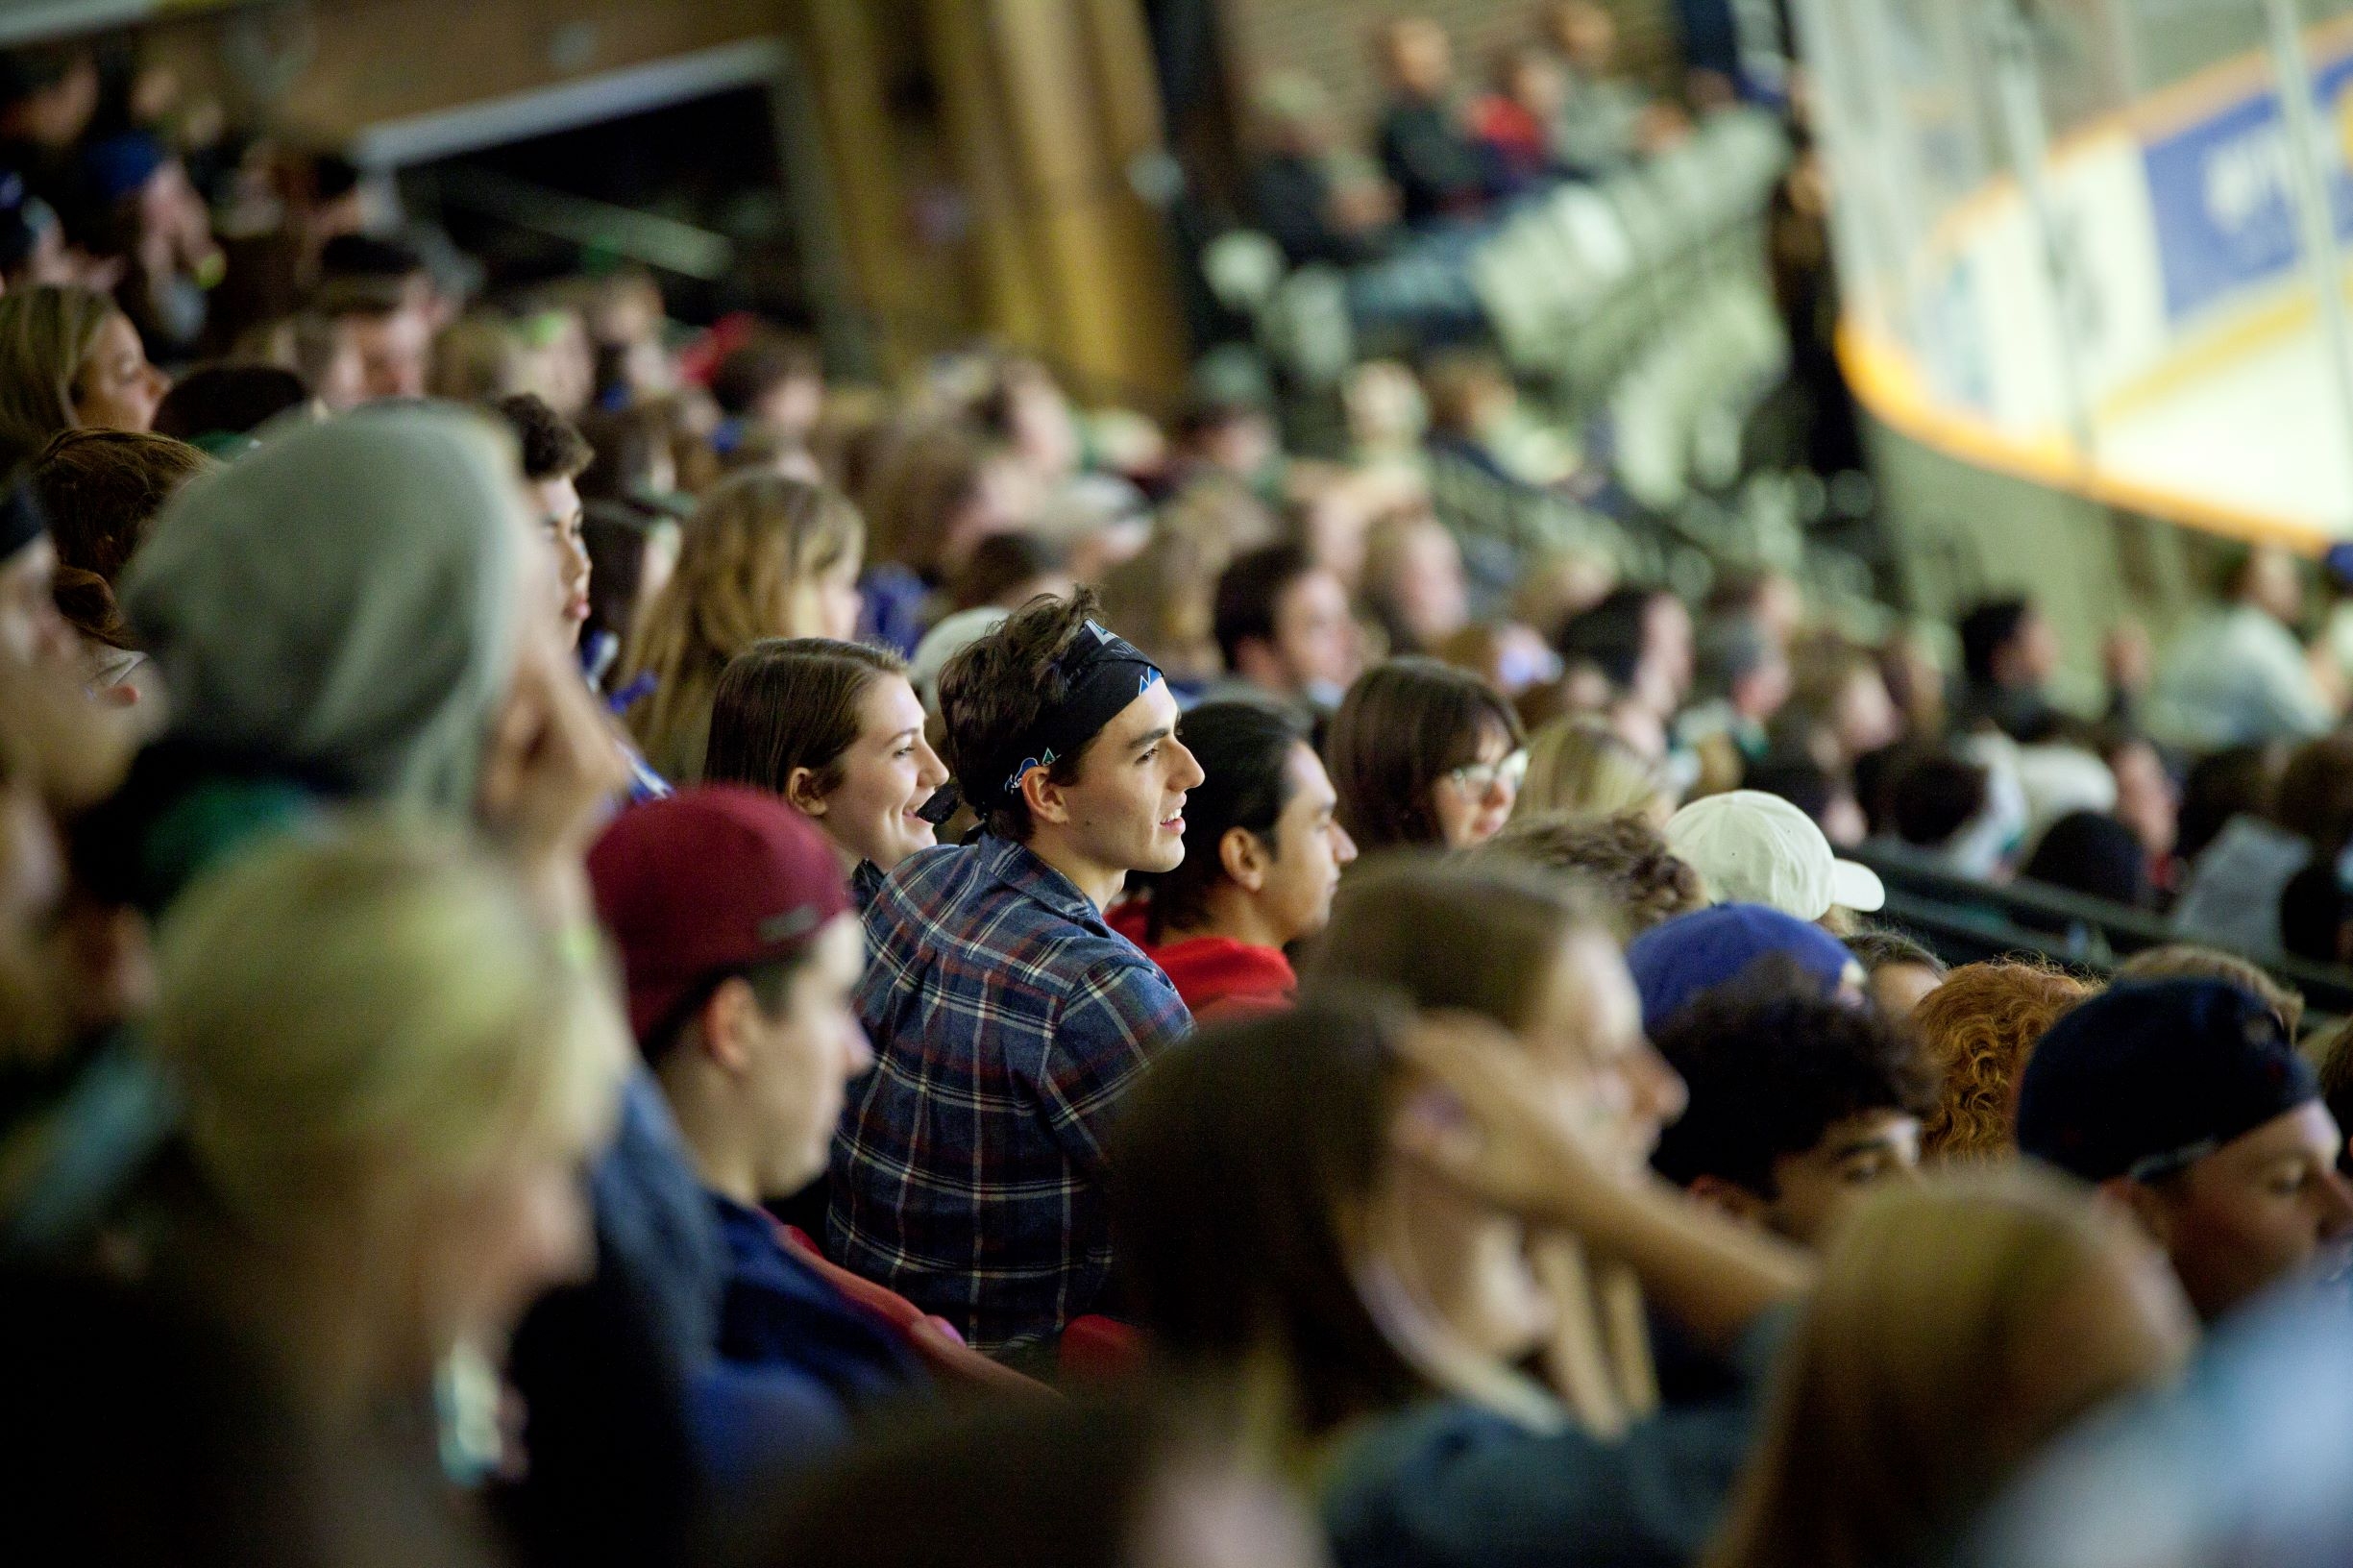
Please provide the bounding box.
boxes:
[150,821,627,1232]
[1705,1167,2177,1568]
[620,472,864,781]
[0,285,122,453]
[1516,717,1671,824]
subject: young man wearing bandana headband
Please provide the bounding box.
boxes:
[828,589,1204,1356]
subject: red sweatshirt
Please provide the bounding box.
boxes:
[1108,902,1296,1021]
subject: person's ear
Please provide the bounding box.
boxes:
[1685,1174,1768,1227]
[1219,825,1268,893]
[1024,764,1073,827]
[783,766,829,820]
[2101,1176,2177,1249]
[699,977,760,1075]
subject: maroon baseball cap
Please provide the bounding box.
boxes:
[588,786,853,1047]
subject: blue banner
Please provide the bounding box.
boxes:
[2144,52,2353,323]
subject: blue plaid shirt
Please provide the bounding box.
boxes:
[826,833,1191,1355]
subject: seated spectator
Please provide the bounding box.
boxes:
[712,330,823,459]
[2102,731,2181,894]
[1371,17,1488,223]
[493,393,595,654]
[1664,789,1886,927]
[238,310,365,412]
[1517,715,1675,826]
[1910,960,2095,1164]
[2277,855,2353,968]
[1679,612,1791,789]
[1470,43,1570,196]
[1476,809,1705,935]
[828,592,1201,1354]
[2016,978,2353,1322]
[1113,699,1353,1018]
[1649,973,1938,1245]
[315,235,436,403]
[1784,641,1905,772]
[702,638,948,900]
[1626,903,1864,1031]
[589,788,931,1414]
[1556,586,1695,749]
[580,502,680,675]
[1842,927,1948,1017]
[1327,656,1525,851]
[33,426,208,698]
[756,1391,1324,1568]
[858,423,1037,651]
[2022,810,2152,912]
[430,311,530,404]
[618,473,865,783]
[0,283,168,454]
[1543,1,1680,173]
[948,532,1074,615]
[1115,993,1809,1563]
[146,821,627,1491]
[66,129,221,363]
[2114,943,2303,1041]
[1211,541,1363,710]
[1702,1167,2194,1568]
[1360,507,1470,654]
[576,402,684,513]
[149,362,311,451]
[1954,596,2065,741]
[1245,71,1399,269]
[2172,731,2342,956]
[1886,747,2022,880]
[2151,545,2337,749]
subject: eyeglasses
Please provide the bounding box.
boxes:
[1446,748,1529,797]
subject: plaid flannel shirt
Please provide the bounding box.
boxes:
[827,834,1192,1355]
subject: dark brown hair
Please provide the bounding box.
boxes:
[1324,657,1523,850]
[1476,810,1704,936]
[36,428,210,649]
[704,637,908,799]
[937,588,1104,842]
[1306,851,1602,1033]
[1112,993,1428,1434]
[494,392,593,482]
[574,404,674,503]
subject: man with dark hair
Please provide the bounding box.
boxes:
[493,393,595,651]
[711,331,823,454]
[1111,698,1356,1017]
[830,588,1203,1354]
[2018,978,2353,1322]
[152,364,313,451]
[317,234,435,402]
[1649,973,1937,1244]
[1211,543,1361,709]
[1954,597,2061,740]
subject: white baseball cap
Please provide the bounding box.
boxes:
[1665,790,1886,920]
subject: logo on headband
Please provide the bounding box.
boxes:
[1003,747,1058,801]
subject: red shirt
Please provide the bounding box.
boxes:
[1108,902,1297,1021]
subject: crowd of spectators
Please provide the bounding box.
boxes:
[6,13,2353,1568]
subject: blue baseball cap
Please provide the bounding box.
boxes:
[1626,903,1859,1029]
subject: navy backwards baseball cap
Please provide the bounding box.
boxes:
[2016,978,2318,1184]
[1625,903,1858,1030]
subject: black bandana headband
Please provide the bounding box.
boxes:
[972,621,1164,814]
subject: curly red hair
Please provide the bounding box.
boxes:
[1911,961,2099,1163]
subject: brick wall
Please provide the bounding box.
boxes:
[1216,0,1685,137]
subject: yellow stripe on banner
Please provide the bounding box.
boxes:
[1837,324,2335,555]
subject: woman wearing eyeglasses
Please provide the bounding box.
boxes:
[1327,657,1528,851]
